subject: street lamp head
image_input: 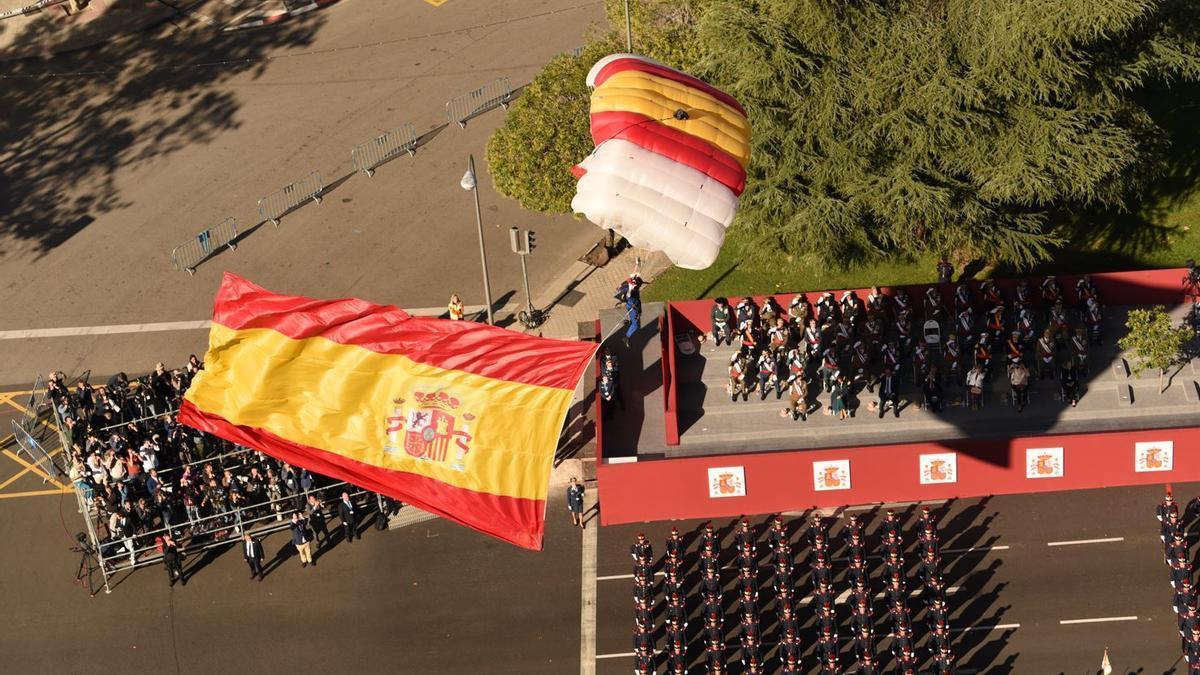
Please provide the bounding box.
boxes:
[460,167,477,191]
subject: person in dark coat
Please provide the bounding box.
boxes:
[162,534,185,587]
[567,477,585,528]
[337,491,358,542]
[241,532,264,581]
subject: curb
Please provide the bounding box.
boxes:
[221,0,338,31]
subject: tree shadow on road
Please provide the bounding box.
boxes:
[0,5,326,259]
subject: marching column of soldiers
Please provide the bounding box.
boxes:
[629,510,958,674]
[713,274,1103,419]
[1160,491,1200,673]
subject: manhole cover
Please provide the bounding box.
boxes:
[557,289,586,308]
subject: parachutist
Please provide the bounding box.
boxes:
[673,108,690,120]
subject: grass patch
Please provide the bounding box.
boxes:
[647,183,1200,303]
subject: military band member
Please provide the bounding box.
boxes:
[665,526,683,559]
[631,533,652,563]
[711,297,734,346]
[781,653,802,675]
[705,636,725,673]
[856,653,880,675]
[1159,492,1179,523]
[633,645,655,675]
[734,519,756,554]
[853,625,875,661]
[700,521,718,551]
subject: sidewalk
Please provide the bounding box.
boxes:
[522,245,673,341]
[0,0,330,60]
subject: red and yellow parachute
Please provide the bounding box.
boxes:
[571,54,751,270]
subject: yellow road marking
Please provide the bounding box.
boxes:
[1,449,66,488]
[424,0,450,5]
[0,488,72,499]
[0,465,39,490]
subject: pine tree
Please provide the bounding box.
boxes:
[699,0,1200,268]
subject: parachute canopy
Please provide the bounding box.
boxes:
[572,54,751,270]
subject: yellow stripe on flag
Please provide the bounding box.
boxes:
[185,324,570,501]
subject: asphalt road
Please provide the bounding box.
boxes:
[594,483,1193,674]
[0,0,606,384]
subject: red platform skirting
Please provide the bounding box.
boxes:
[597,425,1194,525]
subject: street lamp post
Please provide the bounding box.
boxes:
[623,0,633,51]
[460,154,495,325]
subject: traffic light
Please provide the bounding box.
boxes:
[509,226,522,254]
[524,230,536,254]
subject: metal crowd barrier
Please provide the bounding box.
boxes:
[80,481,375,594]
[170,217,239,276]
[257,170,324,226]
[11,419,67,481]
[445,77,512,128]
[350,123,418,177]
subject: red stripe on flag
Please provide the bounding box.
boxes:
[178,400,547,550]
[592,57,747,117]
[209,274,598,391]
[590,111,747,195]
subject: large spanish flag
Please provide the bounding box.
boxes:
[178,274,598,550]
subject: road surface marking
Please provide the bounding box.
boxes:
[0,449,66,489]
[829,586,961,605]
[0,487,73,499]
[597,571,665,581]
[950,623,1020,632]
[580,489,598,675]
[596,652,634,659]
[1046,537,1125,546]
[0,304,493,342]
[0,320,213,340]
[1059,616,1138,625]
[940,540,1008,552]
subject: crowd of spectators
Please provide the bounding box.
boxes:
[714,273,1101,420]
[53,357,360,566]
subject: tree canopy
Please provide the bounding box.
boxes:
[1119,305,1195,391]
[487,0,1200,269]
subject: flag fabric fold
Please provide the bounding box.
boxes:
[179,273,598,550]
